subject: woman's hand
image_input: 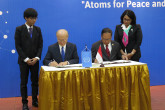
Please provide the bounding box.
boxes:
[127,53,134,60]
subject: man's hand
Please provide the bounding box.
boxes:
[31,58,38,66]
[27,59,33,65]
[94,59,98,63]
[58,61,68,66]
[49,61,59,67]
[122,55,128,60]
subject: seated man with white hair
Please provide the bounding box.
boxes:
[43,29,79,66]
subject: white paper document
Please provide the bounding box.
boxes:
[41,60,146,71]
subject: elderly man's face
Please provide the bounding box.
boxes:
[101,33,112,45]
[56,30,68,46]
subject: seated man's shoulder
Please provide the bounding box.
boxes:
[67,42,76,47]
[111,40,120,46]
[92,40,102,47]
[48,43,58,49]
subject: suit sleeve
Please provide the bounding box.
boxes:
[14,27,27,60]
[133,24,143,50]
[117,43,122,60]
[114,25,120,43]
[91,43,97,62]
[36,27,43,59]
[68,45,79,64]
[43,47,52,66]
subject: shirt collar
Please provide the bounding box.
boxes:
[59,44,66,53]
[121,24,132,30]
[59,44,66,49]
[25,23,33,29]
[103,42,111,47]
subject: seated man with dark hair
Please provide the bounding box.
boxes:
[91,28,127,63]
[43,29,79,66]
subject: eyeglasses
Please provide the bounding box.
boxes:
[123,18,131,22]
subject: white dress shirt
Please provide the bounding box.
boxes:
[59,44,66,54]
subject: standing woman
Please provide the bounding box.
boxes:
[114,10,143,61]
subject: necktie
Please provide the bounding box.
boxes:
[29,27,33,38]
[106,45,110,57]
[61,47,65,61]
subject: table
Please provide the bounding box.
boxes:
[39,60,151,110]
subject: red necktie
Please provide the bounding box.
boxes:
[106,45,110,57]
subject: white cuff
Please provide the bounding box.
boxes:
[35,57,40,60]
[48,62,52,66]
[24,57,29,62]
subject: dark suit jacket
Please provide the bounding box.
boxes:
[43,42,79,65]
[114,24,143,61]
[15,24,43,64]
[91,40,122,62]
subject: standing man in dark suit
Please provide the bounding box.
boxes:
[15,8,43,110]
[43,29,79,66]
[91,28,127,63]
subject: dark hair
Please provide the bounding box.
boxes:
[101,28,112,36]
[24,8,38,19]
[120,9,136,25]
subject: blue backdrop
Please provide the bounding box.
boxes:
[0,0,165,98]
